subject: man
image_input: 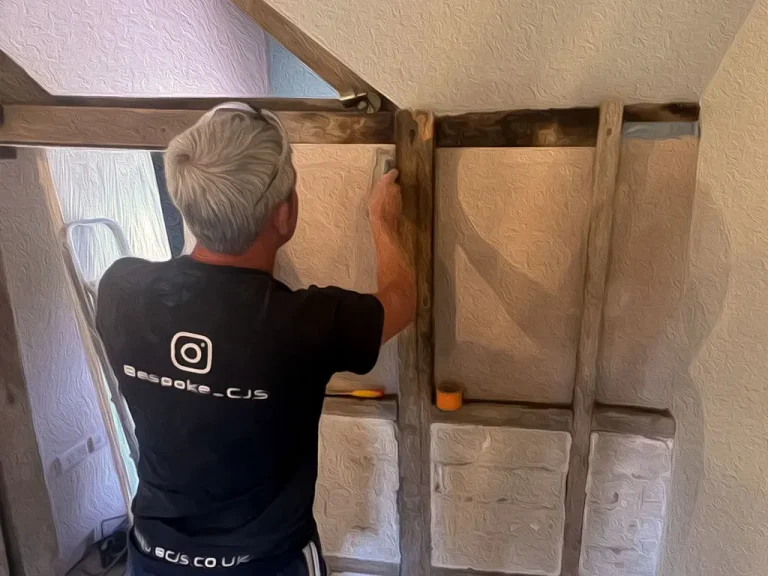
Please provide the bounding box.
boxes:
[96,103,415,576]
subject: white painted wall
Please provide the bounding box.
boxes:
[264,0,755,112]
[663,1,768,574]
[0,151,127,571]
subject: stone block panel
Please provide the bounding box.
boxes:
[580,432,673,576]
[315,415,400,563]
[431,423,570,575]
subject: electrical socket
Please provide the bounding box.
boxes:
[87,433,107,453]
[55,439,90,475]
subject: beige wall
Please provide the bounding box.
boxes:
[277,145,399,394]
[435,148,594,404]
[662,1,768,574]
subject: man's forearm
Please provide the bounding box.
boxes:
[372,219,416,343]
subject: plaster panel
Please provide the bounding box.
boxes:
[315,415,399,563]
[597,137,699,409]
[661,1,768,574]
[581,433,672,576]
[0,0,269,96]
[276,145,399,394]
[435,148,593,403]
[430,423,569,574]
[264,0,753,112]
[0,151,126,569]
[267,36,337,98]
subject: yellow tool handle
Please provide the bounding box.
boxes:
[326,389,385,399]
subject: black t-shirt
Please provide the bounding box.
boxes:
[96,256,384,566]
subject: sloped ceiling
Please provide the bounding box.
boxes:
[0,0,756,111]
[265,0,756,112]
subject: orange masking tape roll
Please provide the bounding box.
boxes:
[436,384,463,412]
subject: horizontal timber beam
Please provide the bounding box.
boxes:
[323,396,397,421]
[623,102,700,123]
[325,556,400,576]
[11,96,359,112]
[431,401,572,433]
[432,568,535,576]
[592,404,675,440]
[0,105,395,149]
[436,108,599,148]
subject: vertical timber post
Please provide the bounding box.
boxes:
[395,109,435,576]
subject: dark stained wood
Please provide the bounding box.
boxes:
[395,110,435,576]
[325,555,400,576]
[431,401,572,433]
[323,396,397,421]
[561,100,623,576]
[0,105,395,149]
[28,96,353,112]
[436,108,599,148]
[623,102,700,123]
[0,50,52,104]
[592,404,676,440]
[231,0,390,110]
[0,234,58,575]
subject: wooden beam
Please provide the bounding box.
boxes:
[436,108,599,148]
[17,96,353,112]
[561,100,623,576]
[323,396,397,420]
[623,103,699,123]
[592,404,675,440]
[0,105,395,149]
[0,50,52,104]
[395,110,435,576]
[231,0,388,109]
[325,555,400,576]
[0,227,58,575]
[431,401,572,433]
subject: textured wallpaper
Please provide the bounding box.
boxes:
[0,151,126,570]
[435,148,594,404]
[0,0,269,96]
[662,1,768,574]
[264,0,754,111]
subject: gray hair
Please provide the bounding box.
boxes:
[164,103,296,254]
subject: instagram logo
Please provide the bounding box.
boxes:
[171,332,213,374]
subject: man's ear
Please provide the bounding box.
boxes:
[272,190,298,239]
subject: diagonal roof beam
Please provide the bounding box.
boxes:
[231,0,392,111]
[0,50,53,104]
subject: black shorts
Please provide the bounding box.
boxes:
[126,532,327,576]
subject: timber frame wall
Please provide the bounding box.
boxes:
[0,3,697,574]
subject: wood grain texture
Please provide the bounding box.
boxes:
[0,50,52,104]
[561,100,624,576]
[231,0,380,99]
[431,402,572,432]
[326,555,400,576]
[16,96,353,112]
[0,241,58,575]
[395,110,435,576]
[323,397,397,420]
[592,404,676,440]
[623,102,700,123]
[0,105,395,149]
[436,108,599,147]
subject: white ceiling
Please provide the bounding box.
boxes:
[265,0,756,112]
[0,0,756,111]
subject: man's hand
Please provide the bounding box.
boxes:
[368,168,416,344]
[369,169,401,230]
